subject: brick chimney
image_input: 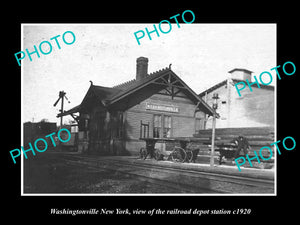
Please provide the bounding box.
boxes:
[228,68,253,82]
[136,57,148,81]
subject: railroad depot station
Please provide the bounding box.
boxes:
[56,57,275,167]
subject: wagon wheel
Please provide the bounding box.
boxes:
[154,148,161,160]
[171,147,187,163]
[139,147,146,159]
[218,154,224,165]
[186,150,194,163]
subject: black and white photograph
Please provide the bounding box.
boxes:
[21,23,276,195]
[4,5,298,220]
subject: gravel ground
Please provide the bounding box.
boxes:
[23,154,178,194]
[23,152,274,194]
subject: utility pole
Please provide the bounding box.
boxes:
[60,91,64,129]
[53,91,70,129]
[210,93,219,167]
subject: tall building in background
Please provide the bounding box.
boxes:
[199,68,274,129]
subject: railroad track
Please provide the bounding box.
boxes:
[61,154,274,194]
[66,159,212,193]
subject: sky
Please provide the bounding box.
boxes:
[22,23,276,125]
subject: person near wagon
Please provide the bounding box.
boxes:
[232,136,251,159]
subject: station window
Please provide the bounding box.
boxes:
[116,111,124,138]
[163,115,171,138]
[153,115,162,138]
[153,114,172,138]
[195,118,204,133]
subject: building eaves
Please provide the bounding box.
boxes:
[57,66,219,118]
[108,67,171,104]
[198,79,275,97]
[228,68,254,74]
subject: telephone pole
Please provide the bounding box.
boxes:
[210,93,219,167]
[53,91,70,129]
